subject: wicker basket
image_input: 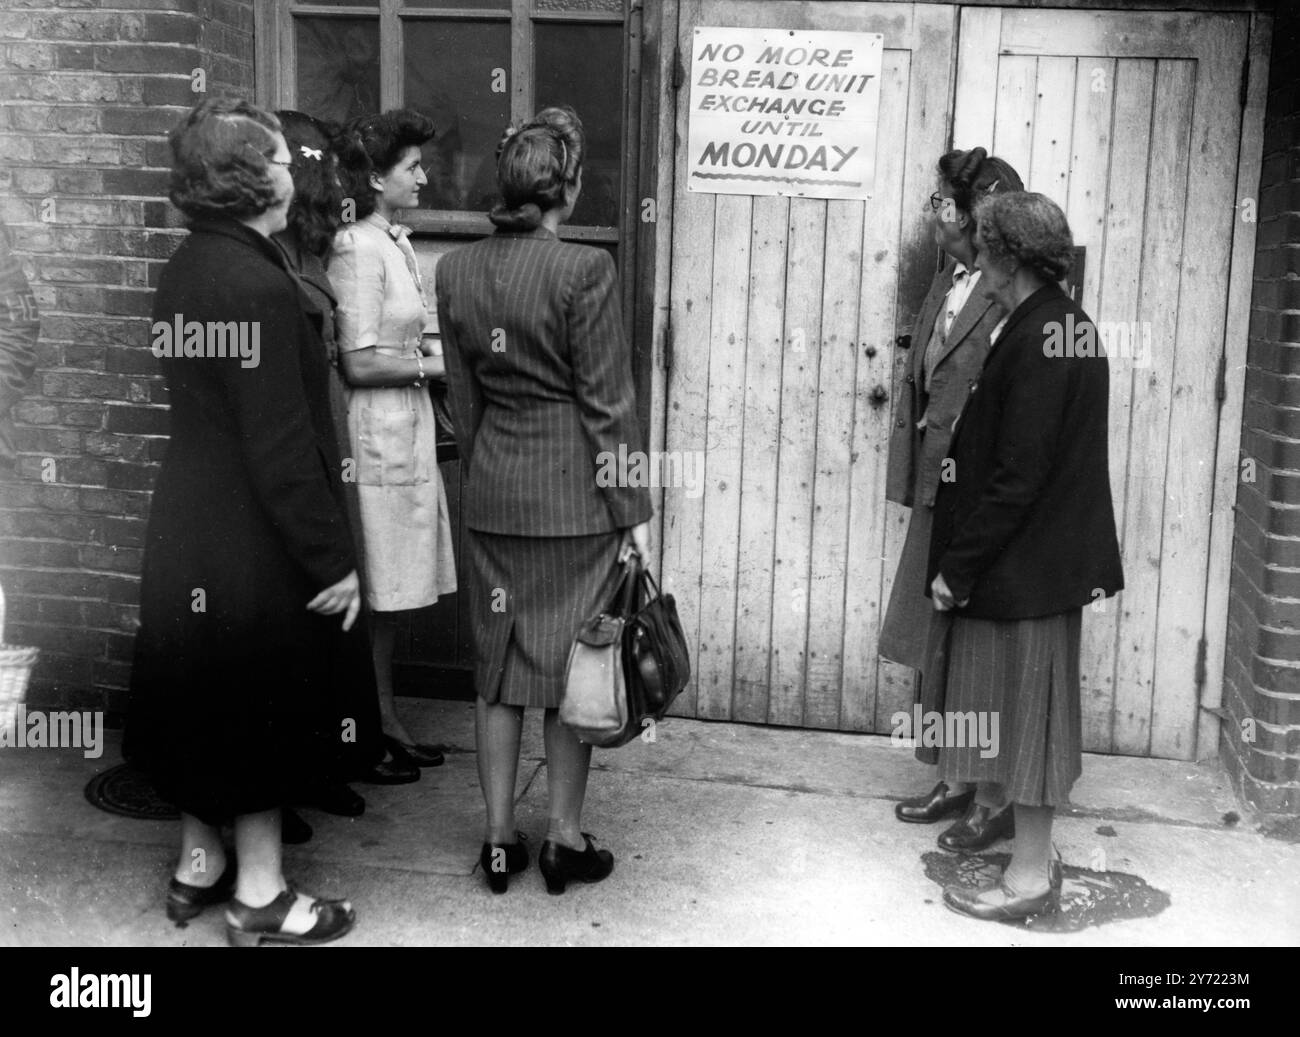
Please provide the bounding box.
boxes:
[0,581,38,727]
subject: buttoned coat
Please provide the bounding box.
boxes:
[885,258,1004,508]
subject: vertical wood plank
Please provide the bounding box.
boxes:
[993,56,1037,186]
[694,193,752,719]
[767,197,826,727]
[1112,58,1193,756]
[805,194,863,730]
[952,6,1001,152]
[842,45,914,732]
[1151,18,1248,759]
[1029,56,1075,206]
[1200,12,1271,759]
[1065,56,1120,751]
[661,0,713,719]
[1088,58,1154,754]
[731,194,788,725]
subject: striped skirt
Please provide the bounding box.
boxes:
[466,529,623,709]
[920,608,1084,807]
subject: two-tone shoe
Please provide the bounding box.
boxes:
[165,861,237,927]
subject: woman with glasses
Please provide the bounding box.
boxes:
[881,147,1023,852]
[331,109,457,773]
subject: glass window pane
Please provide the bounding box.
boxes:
[295,17,381,126]
[299,1,378,6]
[403,21,512,213]
[535,0,625,12]
[534,23,624,227]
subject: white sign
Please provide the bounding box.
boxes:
[686,26,883,201]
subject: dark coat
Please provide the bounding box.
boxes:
[124,218,379,822]
[435,226,652,535]
[927,282,1124,619]
[886,258,1003,508]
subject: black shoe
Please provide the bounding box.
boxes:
[357,741,421,785]
[385,735,444,768]
[894,781,975,824]
[479,831,530,894]
[281,807,313,845]
[166,860,237,927]
[942,878,1059,922]
[311,782,365,817]
[538,833,614,895]
[937,802,1015,853]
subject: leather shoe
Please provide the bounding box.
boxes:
[894,781,975,824]
[357,742,420,785]
[166,860,236,927]
[310,782,365,817]
[943,877,1058,921]
[385,735,444,768]
[479,831,530,894]
[539,833,614,895]
[937,802,1015,853]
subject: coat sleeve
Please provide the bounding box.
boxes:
[938,333,1073,603]
[566,248,652,528]
[205,274,355,591]
[435,261,484,476]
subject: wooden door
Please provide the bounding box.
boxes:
[660,0,956,731]
[953,7,1254,759]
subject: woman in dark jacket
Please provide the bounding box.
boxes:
[926,191,1123,921]
[881,148,1022,843]
[124,98,366,946]
[436,107,652,895]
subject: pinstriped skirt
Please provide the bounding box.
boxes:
[467,529,623,709]
[921,608,1083,807]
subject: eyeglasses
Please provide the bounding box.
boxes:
[929,191,946,211]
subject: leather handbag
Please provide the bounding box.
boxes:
[560,555,691,748]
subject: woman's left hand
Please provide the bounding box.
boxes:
[307,569,362,631]
[931,573,968,612]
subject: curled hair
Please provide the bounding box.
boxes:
[489,106,584,231]
[937,147,1023,229]
[275,109,345,257]
[168,98,282,221]
[974,191,1075,283]
[336,109,436,221]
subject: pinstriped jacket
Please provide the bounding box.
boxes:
[435,226,652,536]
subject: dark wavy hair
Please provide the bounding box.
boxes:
[168,98,282,221]
[937,147,1023,230]
[489,106,584,231]
[275,110,345,257]
[974,191,1075,282]
[337,109,436,221]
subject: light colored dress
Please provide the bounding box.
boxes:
[330,212,456,612]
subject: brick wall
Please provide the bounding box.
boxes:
[1223,2,1300,815]
[0,0,255,718]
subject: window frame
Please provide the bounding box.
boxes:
[254,0,634,243]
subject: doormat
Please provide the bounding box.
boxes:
[922,850,1170,932]
[84,763,179,821]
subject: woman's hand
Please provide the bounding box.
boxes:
[622,520,651,563]
[931,572,968,612]
[307,569,361,631]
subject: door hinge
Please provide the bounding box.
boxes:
[672,43,685,91]
[1194,636,1208,690]
[1239,55,1250,108]
[663,319,673,373]
[1216,352,1227,405]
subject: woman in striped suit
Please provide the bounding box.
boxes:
[926,191,1123,920]
[436,107,652,895]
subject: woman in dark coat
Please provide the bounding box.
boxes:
[124,98,368,946]
[881,148,1022,844]
[436,106,652,895]
[926,191,1123,921]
